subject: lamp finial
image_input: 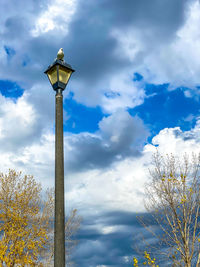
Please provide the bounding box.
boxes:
[57,48,64,61]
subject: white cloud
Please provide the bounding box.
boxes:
[141,0,200,88]
[31,0,77,37]
[110,1,200,91]
[101,225,119,234]
[65,154,151,214]
[111,27,144,64]
[0,94,37,149]
[101,72,146,113]
[0,82,56,151]
[149,121,200,155]
[0,131,54,188]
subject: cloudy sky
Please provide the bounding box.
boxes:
[1,0,200,266]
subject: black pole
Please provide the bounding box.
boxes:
[54,88,65,267]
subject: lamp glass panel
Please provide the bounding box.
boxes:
[47,66,57,85]
[58,66,72,84]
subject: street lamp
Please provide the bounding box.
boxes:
[44,48,75,267]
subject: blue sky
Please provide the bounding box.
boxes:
[1,0,200,266]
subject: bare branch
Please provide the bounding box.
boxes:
[135,153,200,266]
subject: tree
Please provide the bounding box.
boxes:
[134,152,200,267]
[0,169,82,266]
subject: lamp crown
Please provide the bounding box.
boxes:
[57,48,64,61]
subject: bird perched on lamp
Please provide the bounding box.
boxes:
[57,48,64,61]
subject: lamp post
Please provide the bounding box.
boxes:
[44,49,75,267]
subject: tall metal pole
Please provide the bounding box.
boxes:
[54,88,65,267]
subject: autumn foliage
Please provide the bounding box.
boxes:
[0,169,82,266]
[0,170,51,266]
[133,251,158,266]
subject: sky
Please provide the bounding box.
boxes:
[1,0,200,266]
